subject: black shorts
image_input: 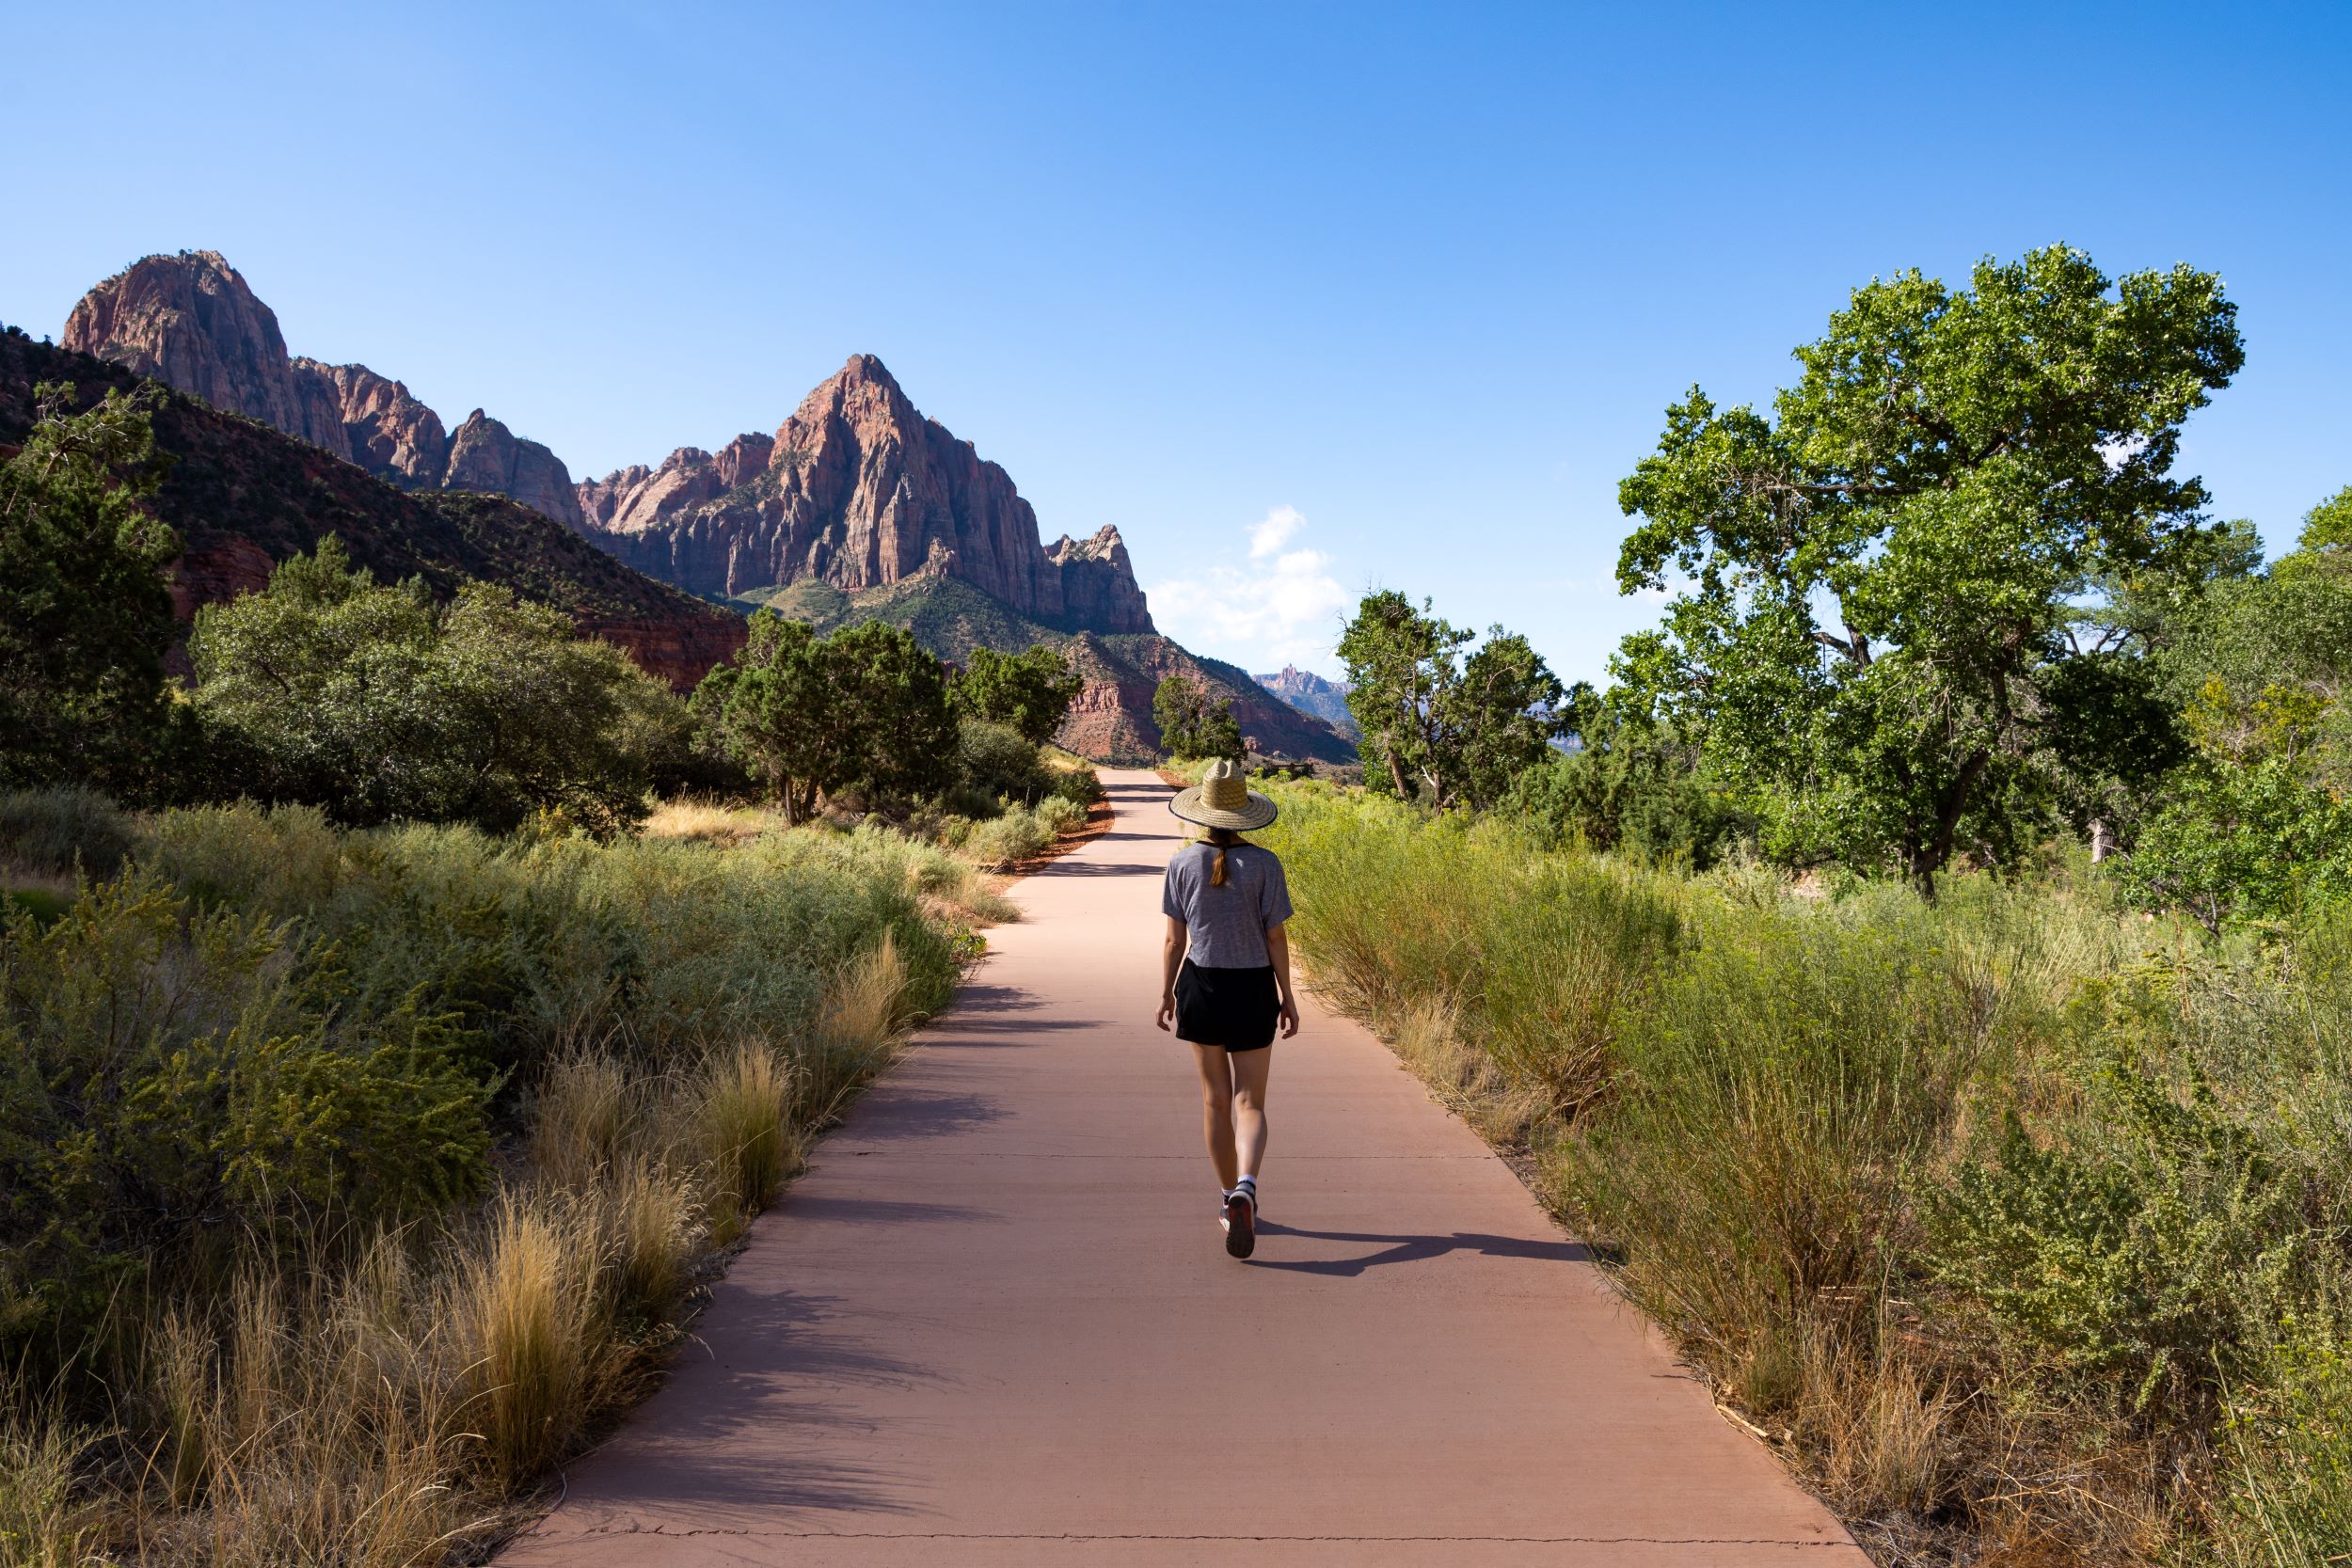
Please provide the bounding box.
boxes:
[1174,959,1279,1052]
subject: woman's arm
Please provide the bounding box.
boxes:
[1266,923,1301,1039]
[1155,915,1187,1031]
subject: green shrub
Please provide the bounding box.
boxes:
[963,806,1055,867]
[957,718,1052,804]
[1926,1073,2306,1421]
[0,875,494,1372]
[1049,764,1104,809]
[191,538,678,835]
[0,786,138,879]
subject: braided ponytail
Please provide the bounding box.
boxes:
[1207,827,1237,886]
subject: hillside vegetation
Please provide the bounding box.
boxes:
[0,326,742,687]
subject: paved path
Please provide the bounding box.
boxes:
[502,771,1866,1566]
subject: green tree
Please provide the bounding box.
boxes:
[694,613,955,821]
[192,538,671,834]
[1152,673,1243,761]
[952,643,1083,747]
[0,384,185,796]
[1613,245,2243,895]
[2119,487,2352,927]
[825,620,958,800]
[1338,590,1563,809]
[1502,683,1747,865]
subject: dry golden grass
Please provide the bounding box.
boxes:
[528,1046,634,1191]
[687,1042,801,1243]
[0,1405,98,1568]
[128,1243,485,1567]
[596,1153,703,1330]
[450,1194,613,1497]
[1375,994,1553,1148]
[640,799,771,847]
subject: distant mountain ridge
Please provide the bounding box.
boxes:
[48,249,1352,763]
[1257,664,1359,738]
[64,251,587,528]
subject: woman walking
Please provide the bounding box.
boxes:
[1155,759,1300,1258]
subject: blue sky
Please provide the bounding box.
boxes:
[8,1,2347,681]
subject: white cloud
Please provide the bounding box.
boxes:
[1149,507,1350,676]
[1248,504,1307,560]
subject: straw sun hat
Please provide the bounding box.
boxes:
[1169,758,1278,832]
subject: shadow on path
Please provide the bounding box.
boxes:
[577,1290,946,1519]
[1248,1223,1592,1278]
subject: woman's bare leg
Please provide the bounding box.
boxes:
[1192,1044,1239,1191]
[1229,1045,1271,1183]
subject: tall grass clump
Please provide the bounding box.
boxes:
[0,1407,97,1568]
[0,786,137,880]
[451,1194,612,1495]
[1556,896,1997,1411]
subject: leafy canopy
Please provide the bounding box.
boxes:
[2119,490,2352,928]
[191,537,677,835]
[951,643,1083,748]
[1613,244,2243,893]
[1502,683,1747,866]
[0,384,187,798]
[1338,590,1563,811]
[1152,673,1245,762]
[693,612,956,822]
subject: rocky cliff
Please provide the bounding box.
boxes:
[575,355,1153,636]
[1256,664,1359,737]
[63,251,582,528]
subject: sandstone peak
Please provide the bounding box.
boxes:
[62,250,580,527]
[577,358,1155,636]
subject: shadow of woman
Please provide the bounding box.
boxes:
[1246,1222,1593,1277]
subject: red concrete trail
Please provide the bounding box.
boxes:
[501,770,1867,1567]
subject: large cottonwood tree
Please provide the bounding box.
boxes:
[1613,245,2243,894]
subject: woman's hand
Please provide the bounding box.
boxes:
[1279,994,1301,1039]
[1155,991,1176,1032]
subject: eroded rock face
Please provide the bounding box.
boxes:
[294,358,447,485]
[65,251,349,454]
[576,356,1154,635]
[444,409,584,530]
[1050,525,1153,637]
[64,250,580,527]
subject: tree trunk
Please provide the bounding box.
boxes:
[2090,817,2113,863]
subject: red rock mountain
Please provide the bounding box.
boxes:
[577,355,1153,635]
[63,251,585,529]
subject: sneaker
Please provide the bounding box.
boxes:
[1224,1186,1256,1259]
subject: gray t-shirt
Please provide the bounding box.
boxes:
[1162,841,1293,969]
